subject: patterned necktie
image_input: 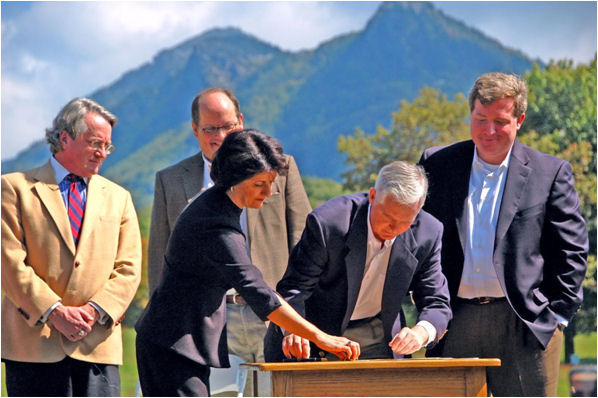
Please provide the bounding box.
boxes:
[66,174,86,246]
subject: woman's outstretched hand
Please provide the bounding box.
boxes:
[283,332,360,360]
[268,297,360,360]
[316,333,360,360]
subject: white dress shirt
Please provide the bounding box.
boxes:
[351,206,436,345]
[202,153,215,190]
[458,148,510,298]
[459,147,569,326]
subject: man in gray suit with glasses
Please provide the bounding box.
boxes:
[147,87,311,393]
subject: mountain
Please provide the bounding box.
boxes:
[2,2,536,209]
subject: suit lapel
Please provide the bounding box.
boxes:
[495,140,531,245]
[451,142,475,251]
[78,175,107,249]
[382,229,418,345]
[183,153,205,203]
[32,161,76,254]
[382,229,418,321]
[342,202,369,329]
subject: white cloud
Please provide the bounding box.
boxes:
[1,78,55,159]
[1,18,18,41]
[232,2,371,51]
[20,52,50,74]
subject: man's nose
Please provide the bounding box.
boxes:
[94,148,108,159]
[486,123,497,135]
[263,183,273,197]
[215,127,236,140]
[217,129,229,139]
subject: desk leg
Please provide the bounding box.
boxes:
[252,370,258,397]
[251,370,272,396]
[464,368,488,397]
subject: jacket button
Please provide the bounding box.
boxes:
[74,261,80,268]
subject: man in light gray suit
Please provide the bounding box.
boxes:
[147,87,311,391]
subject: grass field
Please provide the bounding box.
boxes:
[2,329,596,396]
[121,327,139,397]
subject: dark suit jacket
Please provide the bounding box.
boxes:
[420,139,588,349]
[135,185,281,368]
[264,193,451,361]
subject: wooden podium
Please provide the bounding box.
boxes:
[242,358,501,397]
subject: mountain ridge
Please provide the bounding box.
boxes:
[2,1,536,209]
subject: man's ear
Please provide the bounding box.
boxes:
[516,112,525,130]
[191,121,199,138]
[59,130,70,145]
[368,188,376,205]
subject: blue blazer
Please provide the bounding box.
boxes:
[420,139,588,349]
[135,185,281,368]
[264,193,451,361]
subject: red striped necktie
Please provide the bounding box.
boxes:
[66,174,86,246]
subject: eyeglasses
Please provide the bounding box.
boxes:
[201,123,239,136]
[88,140,115,155]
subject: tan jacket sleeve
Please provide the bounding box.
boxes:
[1,175,62,327]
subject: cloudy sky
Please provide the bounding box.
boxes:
[2,1,596,160]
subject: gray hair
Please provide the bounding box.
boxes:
[45,97,117,154]
[374,161,428,209]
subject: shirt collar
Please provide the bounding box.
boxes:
[202,152,212,169]
[50,156,88,185]
[472,145,512,172]
[366,204,396,250]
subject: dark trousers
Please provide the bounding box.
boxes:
[439,299,560,397]
[136,336,211,396]
[2,356,120,397]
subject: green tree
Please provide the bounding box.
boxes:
[338,86,470,191]
[523,57,597,152]
[521,57,597,257]
[519,57,597,361]
[302,176,349,208]
[338,58,597,362]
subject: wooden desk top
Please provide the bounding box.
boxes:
[242,358,501,372]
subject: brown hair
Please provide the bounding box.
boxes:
[468,72,527,117]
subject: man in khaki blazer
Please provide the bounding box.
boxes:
[148,88,311,384]
[1,98,142,396]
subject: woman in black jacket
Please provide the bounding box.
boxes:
[136,129,360,396]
